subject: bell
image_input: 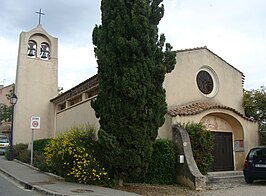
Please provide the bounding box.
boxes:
[28,41,36,57]
[40,52,48,59]
[28,49,36,57]
[40,43,50,59]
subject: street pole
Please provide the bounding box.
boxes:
[30,129,34,165]
[8,93,17,161]
[8,104,14,161]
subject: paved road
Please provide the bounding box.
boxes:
[0,172,44,196]
[198,180,266,196]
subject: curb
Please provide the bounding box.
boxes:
[32,185,71,196]
[0,160,66,196]
[14,159,65,181]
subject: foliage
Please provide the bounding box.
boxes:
[144,139,177,184]
[32,138,52,171]
[5,143,30,163]
[243,86,266,144]
[5,84,15,101]
[33,151,49,172]
[92,0,176,184]
[44,125,111,185]
[4,139,55,172]
[185,123,214,175]
[127,139,177,184]
[0,104,12,122]
[0,84,15,122]
[141,139,177,184]
[33,138,51,153]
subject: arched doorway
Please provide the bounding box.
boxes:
[201,113,244,171]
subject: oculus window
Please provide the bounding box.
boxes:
[196,70,213,94]
[196,67,219,97]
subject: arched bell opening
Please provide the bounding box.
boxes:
[27,33,52,60]
[40,42,50,60]
[27,40,37,58]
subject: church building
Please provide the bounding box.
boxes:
[11,24,258,172]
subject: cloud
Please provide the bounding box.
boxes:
[0,37,17,84]
[160,0,266,89]
[0,0,265,90]
[58,43,97,91]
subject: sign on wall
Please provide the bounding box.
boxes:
[234,140,244,152]
[30,116,41,129]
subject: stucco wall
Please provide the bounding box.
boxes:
[55,99,99,135]
[164,49,244,113]
[13,25,58,144]
[158,115,173,139]
[0,84,13,106]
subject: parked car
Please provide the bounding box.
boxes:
[243,146,266,183]
[0,135,9,154]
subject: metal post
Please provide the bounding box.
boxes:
[30,129,34,166]
[8,104,14,161]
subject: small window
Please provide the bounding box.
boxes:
[85,88,98,100]
[27,40,37,58]
[58,102,66,111]
[69,95,82,106]
[85,90,96,99]
[40,42,50,60]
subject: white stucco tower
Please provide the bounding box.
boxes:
[13,25,58,144]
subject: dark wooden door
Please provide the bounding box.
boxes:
[210,132,234,171]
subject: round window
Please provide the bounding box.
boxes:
[196,70,214,95]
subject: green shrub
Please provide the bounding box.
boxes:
[4,139,51,172]
[144,139,177,184]
[33,138,51,153]
[31,138,51,171]
[33,151,49,171]
[5,143,30,163]
[128,139,177,184]
[4,146,10,160]
[44,124,111,185]
[185,123,214,175]
[17,148,31,163]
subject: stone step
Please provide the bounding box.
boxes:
[206,171,244,184]
[207,171,243,177]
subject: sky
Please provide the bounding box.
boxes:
[0,0,265,92]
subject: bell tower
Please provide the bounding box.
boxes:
[13,24,58,144]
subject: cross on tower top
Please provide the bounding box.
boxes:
[35,8,45,25]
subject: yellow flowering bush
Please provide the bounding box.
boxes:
[44,124,111,185]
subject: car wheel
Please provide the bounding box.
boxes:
[245,176,254,184]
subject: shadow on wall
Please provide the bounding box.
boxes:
[172,124,206,190]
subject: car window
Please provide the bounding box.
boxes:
[257,149,266,159]
[249,148,266,160]
[0,137,9,143]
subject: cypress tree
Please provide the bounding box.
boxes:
[92,0,176,186]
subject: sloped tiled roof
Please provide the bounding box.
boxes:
[167,102,255,122]
[50,74,98,104]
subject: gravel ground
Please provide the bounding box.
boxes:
[115,180,266,196]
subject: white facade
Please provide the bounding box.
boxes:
[13,25,58,144]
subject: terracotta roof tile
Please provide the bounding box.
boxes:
[167,102,255,122]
